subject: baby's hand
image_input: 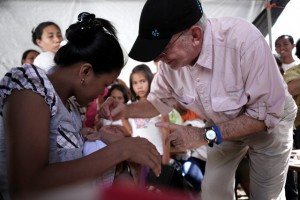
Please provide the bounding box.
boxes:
[81,127,101,141]
[99,125,126,144]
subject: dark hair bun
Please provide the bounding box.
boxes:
[78,12,96,23]
[66,12,102,45]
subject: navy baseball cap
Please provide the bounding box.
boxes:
[129,0,203,62]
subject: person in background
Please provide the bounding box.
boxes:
[275,35,299,73]
[32,21,63,71]
[285,38,300,149]
[85,78,131,131]
[114,78,131,101]
[21,49,40,65]
[100,0,296,199]
[84,89,108,130]
[0,12,161,200]
[283,38,300,200]
[102,83,132,135]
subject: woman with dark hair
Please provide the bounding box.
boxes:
[0,12,161,200]
[32,21,62,53]
[106,83,130,104]
[32,21,63,71]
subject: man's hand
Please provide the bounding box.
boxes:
[155,122,206,150]
[99,97,126,120]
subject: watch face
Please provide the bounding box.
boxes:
[206,130,216,140]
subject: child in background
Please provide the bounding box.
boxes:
[85,78,131,131]
[21,49,40,64]
[84,88,108,130]
[129,64,172,186]
[102,83,132,135]
[129,64,164,155]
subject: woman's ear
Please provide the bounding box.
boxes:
[79,63,92,79]
[36,39,42,47]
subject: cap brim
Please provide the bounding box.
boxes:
[129,36,171,62]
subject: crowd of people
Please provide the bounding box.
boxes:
[1,0,300,200]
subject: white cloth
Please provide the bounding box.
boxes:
[33,51,55,72]
[83,140,107,156]
[129,116,163,155]
[83,140,116,188]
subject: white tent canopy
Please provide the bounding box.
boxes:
[0,0,269,85]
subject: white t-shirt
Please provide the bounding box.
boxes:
[282,60,300,72]
[129,116,163,155]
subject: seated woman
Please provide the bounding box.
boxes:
[0,12,161,200]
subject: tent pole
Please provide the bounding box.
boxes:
[266,0,273,50]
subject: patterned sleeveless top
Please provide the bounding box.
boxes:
[0,64,84,199]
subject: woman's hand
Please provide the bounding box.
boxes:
[94,116,103,131]
[117,137,161,177]
[100,125,127,144]
[83,125,127,144]
[155,122,206,150]
[82,127,100,140]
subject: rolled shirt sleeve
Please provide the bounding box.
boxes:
[239,35,289,132]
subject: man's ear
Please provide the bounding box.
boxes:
[189,26,203,46]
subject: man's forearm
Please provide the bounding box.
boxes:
[125,100,160,118]
[218,114,266,141]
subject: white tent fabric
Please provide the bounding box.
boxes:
[0,0,265,85]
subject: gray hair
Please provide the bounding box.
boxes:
[196,13,207,30]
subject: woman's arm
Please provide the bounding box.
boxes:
[4,90,161,197]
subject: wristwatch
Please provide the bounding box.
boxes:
[204,127,217,147]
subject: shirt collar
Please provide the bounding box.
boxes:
[193,19,213,70]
